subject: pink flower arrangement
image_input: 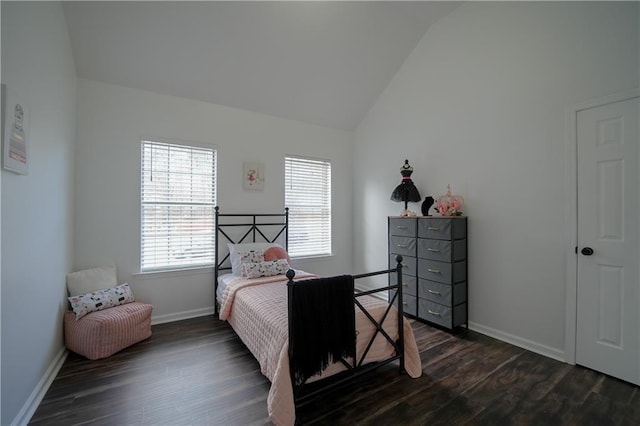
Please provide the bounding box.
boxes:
[436,184,464,216]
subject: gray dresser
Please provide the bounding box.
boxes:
[388,216,468,331]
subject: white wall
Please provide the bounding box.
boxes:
[353,2,639,359]
[1,2,76,424]
[1,5,3,423]
[74,79,353,322]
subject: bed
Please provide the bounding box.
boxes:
[214,208,422,425]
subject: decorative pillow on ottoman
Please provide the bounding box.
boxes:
[66,264,117,297]
[64,264,153,360]
[68,283,135,320]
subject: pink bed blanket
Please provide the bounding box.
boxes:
[218,272,422,426]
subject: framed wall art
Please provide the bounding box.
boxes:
[243,161,264,190]
[2,85,30,175]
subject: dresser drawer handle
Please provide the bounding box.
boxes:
[401,262,408,267]
[427,226,440,231]
[396,225,407,229]
[428,309,441,317]
[402,283,408,287]
[428,289,441,295]
[427,268,440,273]
[427,248,440,253]
[397,244,407,248]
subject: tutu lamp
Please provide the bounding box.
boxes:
[390,159,421,216]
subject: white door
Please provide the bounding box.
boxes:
[576,96,639,385]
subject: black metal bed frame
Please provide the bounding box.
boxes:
[214,207,406,407]
[214,206,289,315]
[286,260,405,405]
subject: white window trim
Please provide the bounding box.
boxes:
[133,265,213,280]
[285,155,332,258]
[140,139,217,272]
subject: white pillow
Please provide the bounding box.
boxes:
[67,264,117,297]
[228,242,276,275]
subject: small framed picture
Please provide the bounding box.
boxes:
[2,85,30,175]
[243,162,264,190]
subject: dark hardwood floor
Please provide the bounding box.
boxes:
[30,316,640,425]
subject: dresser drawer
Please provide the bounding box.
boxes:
[388,214,468,331]
[389,254,416,277]
[392,293,417,317]
[390,275,417,297]
[389,236,416,257]
[389,218,417,237]
[418,279,467,306]
[418,299,467,329]
[418,217,466,240]
[418,258,466,284]
[417,238,466,262]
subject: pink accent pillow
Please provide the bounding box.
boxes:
[264,246,291,264]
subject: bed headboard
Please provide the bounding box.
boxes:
[214,207,289,311]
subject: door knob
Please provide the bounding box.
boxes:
[581,247,594,256]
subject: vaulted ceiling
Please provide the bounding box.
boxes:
[62,1,460,130]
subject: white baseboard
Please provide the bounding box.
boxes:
[151,306,215,325]
[13,347,68,426]
[468,321,566,363]
[14,307,214,425]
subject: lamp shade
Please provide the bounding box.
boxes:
[390,159,421,211]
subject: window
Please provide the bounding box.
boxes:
[141,140,216,271]
[285,156,331,257]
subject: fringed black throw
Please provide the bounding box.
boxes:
[289,275,356,386]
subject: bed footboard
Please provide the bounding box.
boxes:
[286,255,405,405]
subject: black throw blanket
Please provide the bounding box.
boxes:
[289,275,356,386]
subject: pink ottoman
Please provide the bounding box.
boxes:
[64,302,153,360]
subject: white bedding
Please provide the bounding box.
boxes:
[216,273,236,304]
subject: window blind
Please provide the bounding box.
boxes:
[141,140,216,271]
[285,156,332,257]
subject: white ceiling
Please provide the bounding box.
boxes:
[62,1,460,130]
